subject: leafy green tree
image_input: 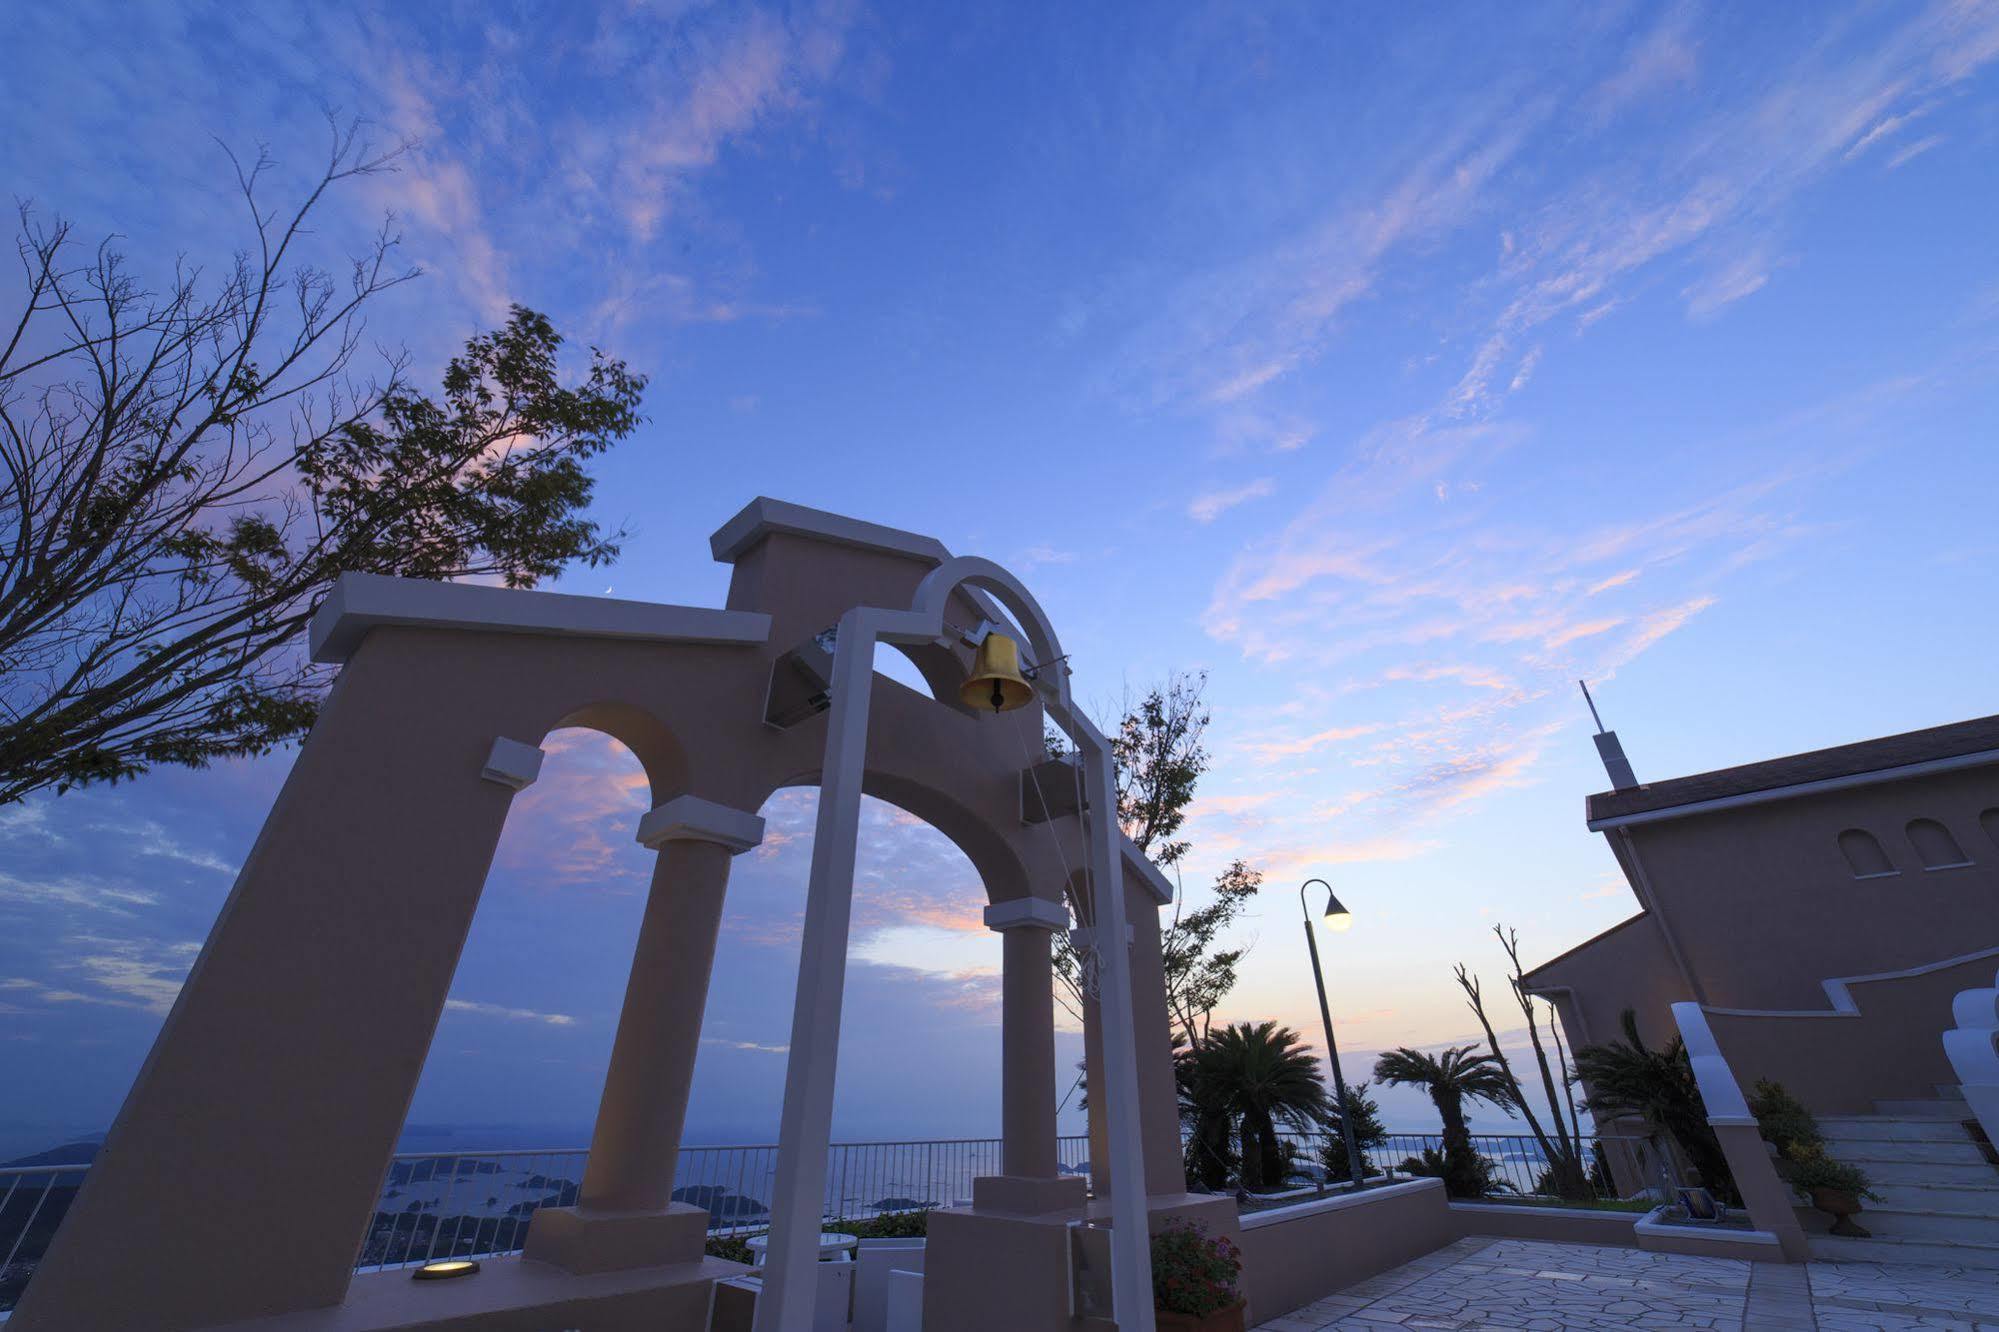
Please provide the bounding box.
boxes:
[1372,1045,1517,1198]
[1573,1010,1737,1202]
[1184,1021,1331,1191]
[1162,858,1262,1047]
[0,128,645,803]
[1317,1080,1389,1182]
[1052,672,1266,1043]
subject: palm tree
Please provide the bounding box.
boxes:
[1184,1022,1331,1190]
[1572,1010,1736,1202]
[1373,1044,1517,1197]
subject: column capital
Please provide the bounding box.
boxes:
[636,795,765,854]
[480,736,545,790]
[984,897,1069,933]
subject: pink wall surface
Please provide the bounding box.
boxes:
[1619,765,1999,1012]
[1704,947,1999,1114]
[1237,1181,1456,1323]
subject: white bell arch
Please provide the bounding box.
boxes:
[755,555,1156,1332]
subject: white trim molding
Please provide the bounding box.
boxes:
[1588,746,1999,830]
[309,573,770,664]
[636,795,767,854]
[983,897,1069,932]
[1671,1001,1753,1122]
[480,737,545,790]
[1700,942,1999,1020]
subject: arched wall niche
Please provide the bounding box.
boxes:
[1837,828,1897,879]
[1908,817,1973,870]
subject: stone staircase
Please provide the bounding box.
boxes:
[1807,1089,1999,1267]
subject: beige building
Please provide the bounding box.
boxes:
[1524,712,1999,1261]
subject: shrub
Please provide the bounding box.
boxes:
[1749,1080,1823,1161]
[833,1211,930,1239]
[706,1232,756,1263]
[1783,1145,1878,1202]
[1150,1221,1241,1317]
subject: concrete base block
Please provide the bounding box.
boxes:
[971,1174,1089,1216]
[522,1202,711,1274]
[924,1191,1243,1332]
[212,1254,745,1331]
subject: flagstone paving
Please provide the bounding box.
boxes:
[1249,1236,1999,1330]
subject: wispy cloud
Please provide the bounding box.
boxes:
[1886,134,1945,169]
[1188,478,1275,523]
[444,998,577,1027]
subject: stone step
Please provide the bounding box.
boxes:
[1850,1157,1999,1186]
[1858,1207,1999,1243]
[1808,1231,1999,1269]
[1872,1179,1999,1213]
[1818,1116,1974,1143]
[1824,1137,1989,1165]
[1876,1098,1979,1119]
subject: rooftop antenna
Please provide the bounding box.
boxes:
[1578,679,1639,791]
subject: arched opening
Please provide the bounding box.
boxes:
[677,782,1085,1233]
[1908,817,1973,870]
[871,639,977,715]
[1837,828,1897,879]
[369,726,657,1269]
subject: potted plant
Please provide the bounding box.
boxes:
[1785,1145,1878,1237]
[1749,1080,1878,1237]
[1151,1221,1245,1332]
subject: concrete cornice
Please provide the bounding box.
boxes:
[635,795,766,854]
[1121,839,1174,905]
[308,574,770,664]
[710,497,950,566]
[983,897,1069,932]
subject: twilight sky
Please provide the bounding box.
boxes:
[4,1,1998,1156]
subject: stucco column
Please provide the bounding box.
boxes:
[970,899,1089,1216]
[525,794,764,1274]
[990,898,1067,1176]
[1125,892,1188,1196]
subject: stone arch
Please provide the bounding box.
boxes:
[762,767,1037,908]
[551,700,691,802]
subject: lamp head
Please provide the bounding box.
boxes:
[1303,878,1353,931]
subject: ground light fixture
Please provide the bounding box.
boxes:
[1300,877,1364,1191]
[411,1259,480,1281]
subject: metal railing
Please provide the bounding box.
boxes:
[1265,1131,1655,1204]
[3,1137,1094,1309]
[0,1162,89,1316]
[0,1129,1662,1313]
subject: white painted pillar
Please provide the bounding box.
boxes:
[754,608,885,1332]
[1077,724,1156,1332]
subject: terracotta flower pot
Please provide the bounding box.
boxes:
[1809,1186,1871,1238]
[1156,1300,1246,1332]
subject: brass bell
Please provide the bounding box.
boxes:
[960,631,1035,713]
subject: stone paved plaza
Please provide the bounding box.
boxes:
[1250,1237,1999,1331]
